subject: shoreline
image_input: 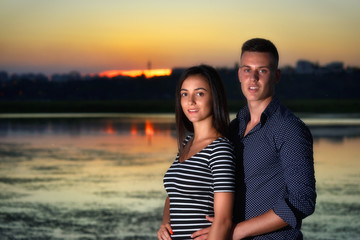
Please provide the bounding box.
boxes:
[1,99,360,114]
[1,112,360,126]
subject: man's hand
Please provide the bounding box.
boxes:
[191,216,214,240]
[157,222,173,240]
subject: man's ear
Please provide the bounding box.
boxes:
[275,69,281,83]
[238,68,242,83]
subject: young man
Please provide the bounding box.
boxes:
[192,38,316,239]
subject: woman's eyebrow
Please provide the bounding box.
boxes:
[195,87,208,91]
[181,87,208,91]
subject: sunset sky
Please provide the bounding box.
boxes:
[1,0,359,75]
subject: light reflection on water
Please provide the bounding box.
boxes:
[0,114,359,239]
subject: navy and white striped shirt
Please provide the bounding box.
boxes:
[163,136,235,240]
[230,97,316,239]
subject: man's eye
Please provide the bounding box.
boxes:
[243,69,250,73]
[259,69,267,74]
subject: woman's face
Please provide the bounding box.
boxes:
[180,74,213,124]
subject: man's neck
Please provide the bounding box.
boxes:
[247,96,273,124]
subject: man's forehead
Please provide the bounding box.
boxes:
[240,52,275,68]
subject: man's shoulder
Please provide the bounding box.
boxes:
[275,103,307,127]
[230,116,240,128]
[270,102,312,140]
[230,107,247,133]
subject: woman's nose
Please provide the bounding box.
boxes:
[188,94,195,105]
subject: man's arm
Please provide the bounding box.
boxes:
[273,118,316,228]
[232,209,287,239]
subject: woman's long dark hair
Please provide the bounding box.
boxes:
[175,64,230,153]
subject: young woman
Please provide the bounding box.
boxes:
[157,65,235,240]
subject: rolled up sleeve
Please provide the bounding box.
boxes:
[273,118,317,228]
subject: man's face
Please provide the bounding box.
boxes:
[238,51,280,104]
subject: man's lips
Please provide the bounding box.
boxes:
[249,86,259,91]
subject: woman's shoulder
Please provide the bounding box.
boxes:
[210,137,234,149]
[215,136,232,143]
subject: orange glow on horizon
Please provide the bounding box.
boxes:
[145,120,154,136]
[106,123,116,134]
[99,69,172,78]
[131,124,138,135]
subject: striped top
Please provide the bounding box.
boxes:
[163,136,235,239]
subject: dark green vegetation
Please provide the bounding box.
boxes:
[1,68,359,113]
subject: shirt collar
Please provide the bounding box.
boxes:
[261,97,280,125]
[236,97,280,135]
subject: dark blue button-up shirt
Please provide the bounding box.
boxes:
[230,97,316,239]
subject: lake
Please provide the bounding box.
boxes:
[0,113,359,240]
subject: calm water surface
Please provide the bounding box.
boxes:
[0,114,359,240]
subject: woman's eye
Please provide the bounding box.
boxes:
[181,92,187,97]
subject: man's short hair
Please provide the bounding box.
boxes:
[241,38,279,69]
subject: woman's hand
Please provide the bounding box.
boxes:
[158,196,172,239]
[191,216,213,239]
[157,222,173,240]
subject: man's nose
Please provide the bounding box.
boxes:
[250,71,259,81]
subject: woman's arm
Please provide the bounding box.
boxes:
[207,192,234,240]
[157,197,173,240]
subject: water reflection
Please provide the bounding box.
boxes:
[0,115,359,239]
[310,125,360,142]
[145,120,155,145]
[0,116,179,239]
[0,117,176,138]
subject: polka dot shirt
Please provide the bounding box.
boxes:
[230,97,316,239]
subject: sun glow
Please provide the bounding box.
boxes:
[99,69,172,78]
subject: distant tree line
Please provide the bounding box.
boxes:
[0,67,359,102]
